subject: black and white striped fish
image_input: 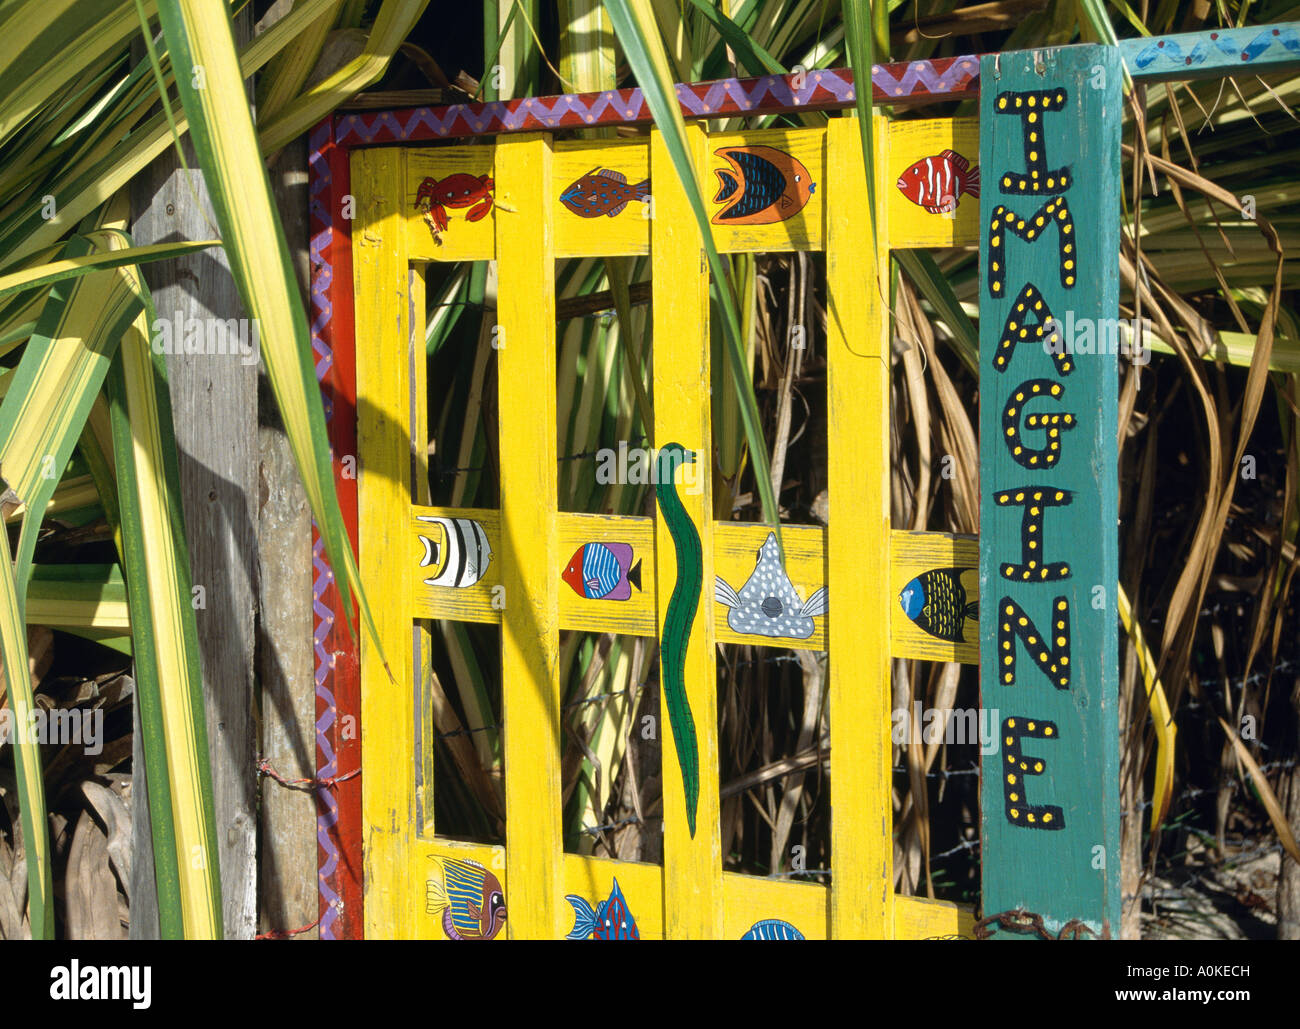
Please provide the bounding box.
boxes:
[417,515,492,588]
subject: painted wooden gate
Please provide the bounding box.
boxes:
[310,24,1300,939]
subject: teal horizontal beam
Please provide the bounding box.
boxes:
[1121,22,1300,81]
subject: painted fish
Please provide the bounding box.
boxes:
[741,919,806,940]
[711,145,816,225]
[562,542,642,601]
[565,878,639,940]
[417,515,492,588]
[560,168,650,218]
[896,149,980,214]
[899,567,978,643]
[715,533,827,639]
[425,858,507,941]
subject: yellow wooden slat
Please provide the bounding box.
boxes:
[354,146,418,938]
[408,508,978,662]
[826,114,894,938]
[410,264,436,840]
[553,140,651,258]
[416,838,972,939]
[704,127,826,253]
[495,132,565,941]
[886,117,981,249]
[651,124,723,938]
[406,148,498,262]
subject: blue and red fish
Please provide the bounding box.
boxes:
[560,168,650,218]
[711,145,815,225]
[896,149,980,214]
[562,542,642,601]
[566,878,639,940]
[425,857,507,941]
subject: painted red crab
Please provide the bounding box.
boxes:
[415,173,494,242]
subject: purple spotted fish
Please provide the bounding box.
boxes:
[559,168,650,218]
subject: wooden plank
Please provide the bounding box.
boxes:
[257,137,319,940]
[406,147,497,263]
[1122,23,1300,82]
[495,132,565,941]
[414,837,971,939]
[825,114,893,938]
[409,506,502,623]
[410,508,976,662]
[132,135,258,941]
[556,513,657,636]
[713,522,827,650]
[886,117,980,249]
[651,125,723,938]
[891,531,979,665]
[703,128,825,253]
[354,146,417,938]
[553,140,651,257]
[978,45,1122,938]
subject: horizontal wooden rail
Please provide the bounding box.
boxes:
[333,24,1300,146]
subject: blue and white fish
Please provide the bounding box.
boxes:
[562,542,642,601]
[741,919,806,940]
[565,877,639,940]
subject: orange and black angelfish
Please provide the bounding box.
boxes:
[711,145,816,225]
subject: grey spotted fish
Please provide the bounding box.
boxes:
[715,533,827,639]
[559,168,650,218]
[899,567,978,643]
[741,919,805,940]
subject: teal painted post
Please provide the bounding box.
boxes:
[978,44,1123,937]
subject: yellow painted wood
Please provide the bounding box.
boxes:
[714,521,828,650]
[410,265,436,841]
[886,117,980,249]
[651,124,723,938]
[704,127,826,253]
[406,147,498,263]
[353,146,418,938]
[553,140,651,257]
[409,505,503,623]
[891,530,980,664]
[556,512,657,635]
[495,132,564,941]
[826,114,894,938]
[414,837,971,939]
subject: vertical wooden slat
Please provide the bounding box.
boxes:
[651,125,722,938]
[354,147,416,938]
[409,266,436,840]
[496,133,565,940]
[977,46,1122,937]
[826,114,893,939]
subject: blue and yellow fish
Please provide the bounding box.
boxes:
[899,567,978,643]
[565,878,639,940]
[741,919,805,940]
[426,858,507,941]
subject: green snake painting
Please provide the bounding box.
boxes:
[654,443,702,837]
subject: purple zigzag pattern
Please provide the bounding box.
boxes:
[872,55,980,98]
[333,60,981,145]
[308,119,342,940]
